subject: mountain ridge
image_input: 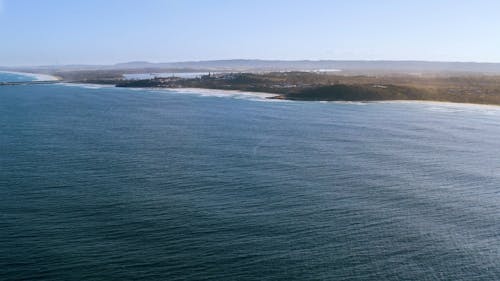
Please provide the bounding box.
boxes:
[4,59,500,74]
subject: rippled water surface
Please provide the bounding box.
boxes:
[1,73,500,280]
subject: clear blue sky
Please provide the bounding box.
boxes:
[1,0,500,66]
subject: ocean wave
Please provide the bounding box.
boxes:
[57,83,284,102]
[375,100,500,115]
[171,88,277,98]
[328,101,369,105]
[157,87,283,102]
[59,83,116,90]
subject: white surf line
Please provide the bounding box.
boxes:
[373,100,500,111]
[166,87,280,99]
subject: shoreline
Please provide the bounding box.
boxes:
[155,87,500,108]
[61,82,281,100]
[10,75,500,109]
[94,82,500,108]
[114,72,500,107]
[113,84,500,108]
[48,70,500,107]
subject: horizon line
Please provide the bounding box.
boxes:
[3,58,500,68]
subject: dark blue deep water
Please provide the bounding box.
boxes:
[1,73,500,280]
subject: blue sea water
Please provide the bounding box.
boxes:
[0,72,37,82]
[1,73,500,280]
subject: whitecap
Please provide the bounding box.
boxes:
[59,83,116,90]
[162,88,281,101]
[375,100,500,115]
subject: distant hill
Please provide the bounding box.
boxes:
[5,59,500,74]
[108,60,500,74]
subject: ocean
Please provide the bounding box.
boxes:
[1,73,499,280]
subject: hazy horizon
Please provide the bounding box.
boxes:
[6,58,500,69]
[1,0,500,66]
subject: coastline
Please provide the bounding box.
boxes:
[11,73,500,108]
[136,86,500,108]
[165,87,500,108]
[80,81,500,108]
[114,72,500,107]
[61,82,281,100]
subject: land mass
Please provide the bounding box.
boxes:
[112,72,500,105]
[4,59,500,105]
